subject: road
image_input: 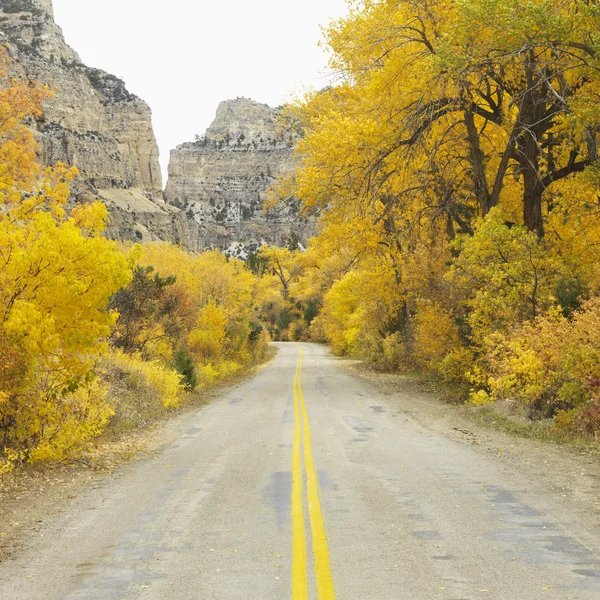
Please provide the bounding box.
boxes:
[1,342,600,599]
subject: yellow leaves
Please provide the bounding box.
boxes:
[0,56,133,466]
[0,49,271,466]
[136,241,264,360]
[69,200,108,235]
[449,207,561,341]
[0,449,26,474]
[258,245,303,300]
[414,301,460,370]
[473,299,600,416]
[320,259,401,356]
[0,51,50,207]
[187,303,227,363]
[470,389,492,406]
[139,244,254,320]
[126,243,268,392]
[27,378,114,463]
[108,350,183,409]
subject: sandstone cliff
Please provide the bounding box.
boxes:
[0,0,189,245]
[166,98,314,257]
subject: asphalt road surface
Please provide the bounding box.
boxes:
[1,342,600,600]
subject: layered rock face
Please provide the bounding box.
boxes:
[166,99,314,257]
[0,0,189,245]
[1,2,313,253]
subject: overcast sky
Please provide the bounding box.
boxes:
[52,0,348,183]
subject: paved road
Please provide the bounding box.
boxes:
[1,343,600,599]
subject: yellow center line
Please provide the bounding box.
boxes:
[292,353,308,600]
[291,346,336,600]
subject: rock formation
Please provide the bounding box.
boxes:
[1,2,314,254]
[166,98,314,257]
[0,0,189,245]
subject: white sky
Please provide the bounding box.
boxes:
[52,0,349,184]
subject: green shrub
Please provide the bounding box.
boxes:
[173,347,197,390]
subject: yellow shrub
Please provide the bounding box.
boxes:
[217,360,241,378]
[197,363,220,386]
[321,263,401,357]
[470,389,492,406]
[309,314,327,342]
[474,300,600,419]
[554,409,577,433]
[196,360,241,388]
[0,449,26,475]
[449,208,561,343]
[439,346,480,394]
[380,332,407,371]
[187,303,227,363]
[28,379,113,462]
[109,350,183,408]
[414,301,460,370]
[486,342,548,404]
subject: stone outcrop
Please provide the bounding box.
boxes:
[166,98,315,257]
[0,0,184,244]
[1,2,314,253]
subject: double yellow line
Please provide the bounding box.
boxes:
[291,346,336,600]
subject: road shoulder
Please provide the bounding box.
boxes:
[0,349,277,565]
[340,359,600,528]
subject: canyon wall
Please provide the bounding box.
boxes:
[0,0,190,245]
[1,1,314,254]
[166,98,314,257]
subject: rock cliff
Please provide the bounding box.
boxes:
[0,0,188,244]
[166,98,314,257]
[1,2,313,253]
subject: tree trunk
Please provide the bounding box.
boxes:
[519,114,545,237]
[464,107,492,215]
[518,52,545,237]
[523,180,544,238]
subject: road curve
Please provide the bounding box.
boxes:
[1,342,599,599]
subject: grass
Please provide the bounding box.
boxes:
[469,406,600,453]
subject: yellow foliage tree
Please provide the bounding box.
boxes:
[0,52,131,468]
[187,303,227,363]
[136,243,266,382]
[272,0,600,436]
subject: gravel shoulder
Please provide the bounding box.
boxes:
[341,360,600,528]
[0,353,275,564]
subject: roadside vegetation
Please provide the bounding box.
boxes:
[0,51,272,473]
[258,0,600,441]
[4,0,600,474]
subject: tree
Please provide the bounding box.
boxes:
[289,0,600,242]
[258,246,302,300]
[0,49,131,465]
[109,265,183,357]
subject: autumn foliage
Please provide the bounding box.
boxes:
[264,0,600,439]
[0,54,130,468]
[5,0,600,471]
[0,52,269,470]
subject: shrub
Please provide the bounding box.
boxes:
[173,347,197,390]
[575,402,600,438]
[27,378,113,463]
[449,208,561,342]
[108,350,183,409]
[414,301,460,371]
[473,299,600,423]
